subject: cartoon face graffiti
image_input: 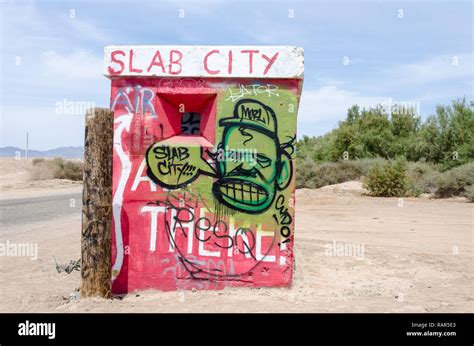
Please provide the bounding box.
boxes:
[146,98,293,214]
[212,99,292,214]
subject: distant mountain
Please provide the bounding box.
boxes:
[0,146,84,159]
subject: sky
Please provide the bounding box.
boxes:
[0,0,472,150]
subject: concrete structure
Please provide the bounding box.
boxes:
[104,45,304,292]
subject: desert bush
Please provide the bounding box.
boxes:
[405,161,441,196]
[463,185,474,202]
[54,158,83,181]
[433,162,474,198]
[32,158,45,165]
[29,157,83,181]
[349,158,386,176]
[296,158,473,199]
[363,159,409,197]
[312,161,363,187]
[295,159,384,189]
[296,160,319,188]
[29,158,56,180]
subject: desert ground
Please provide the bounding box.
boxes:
[0,157,472,312]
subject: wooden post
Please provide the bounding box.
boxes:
[81,108,114,298]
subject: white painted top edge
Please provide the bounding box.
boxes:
[103,45,304,79]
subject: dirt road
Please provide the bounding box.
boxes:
[1,181,472,312]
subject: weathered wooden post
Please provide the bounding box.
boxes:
[81,107,114,298]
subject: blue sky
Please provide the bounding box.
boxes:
[1,0,472,150]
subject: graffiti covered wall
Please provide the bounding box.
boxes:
[104,46,304,292]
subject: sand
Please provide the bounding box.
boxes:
[0,159,472,312]
[0,158,82,200]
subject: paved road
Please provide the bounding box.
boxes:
[0,193,82,232]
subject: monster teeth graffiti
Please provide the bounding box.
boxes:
[219,181,269,206]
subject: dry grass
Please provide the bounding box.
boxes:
[29,158,83,181]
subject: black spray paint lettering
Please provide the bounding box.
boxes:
[142,197,276,281]
[273,194,292,244]
[152,146,197,182]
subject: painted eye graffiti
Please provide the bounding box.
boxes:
[256,154,272,168]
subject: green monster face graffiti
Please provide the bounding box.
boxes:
[212,99,292,214]
[145,98,293,214]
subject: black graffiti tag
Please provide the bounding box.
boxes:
[273,194,292,244]
[239,104,270,125]
[145,189,278,281]
[152,145,198,183]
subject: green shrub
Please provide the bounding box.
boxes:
[296,98,473,167]
[363,159,409,197]
[433,162,474,198]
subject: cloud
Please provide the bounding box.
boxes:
[298,86,387,124]
[1,2,58,51]
[239,10,310,46]
[2,2,112,50]
[41,50,103,80]
[385,53,473,84]
[61,15,112,43]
